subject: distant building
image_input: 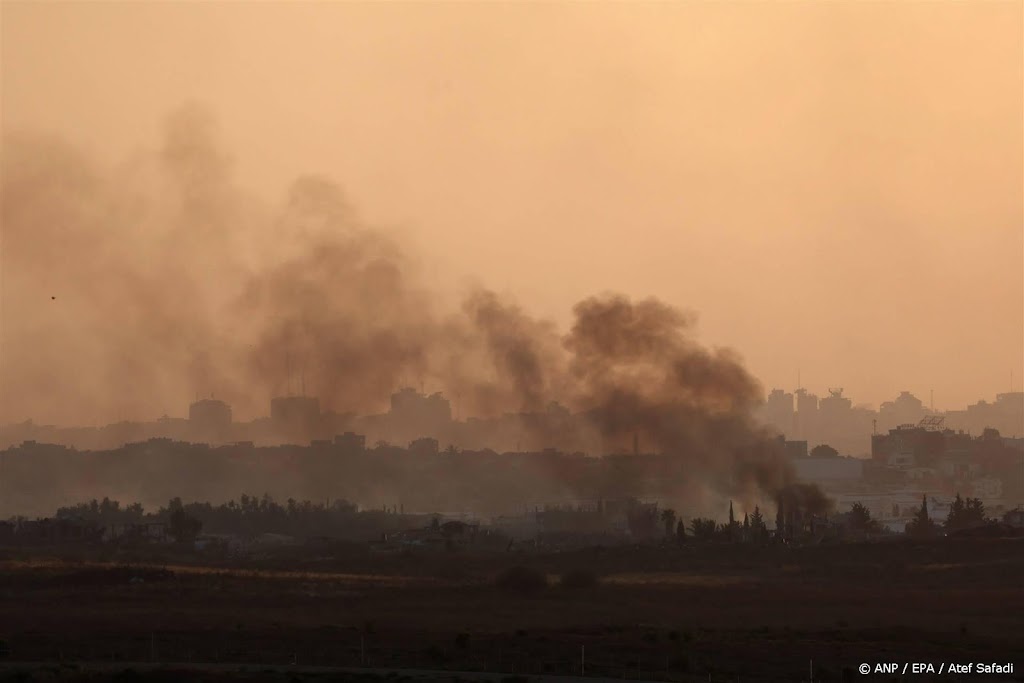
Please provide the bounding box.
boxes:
[871,424,948,467]
[971,475,1003,503]
[270,396,321,444]
[784,439,808,459]
[386,388,453,442]
[188,399,232,442]
[833,492,950,532]
[390,388,451,423]
[878,391,927,430]
[334,431,366,455]
[795,389,818,443]
[791,455,864,488]
[816,388,874,456]
[945,391,1024,438]
[761,389,795,436]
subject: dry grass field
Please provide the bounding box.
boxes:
[1,538,1022,683]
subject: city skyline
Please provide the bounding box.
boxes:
[3,381,1021,429]
[2,1,1021,425]
[0,3,1021,675]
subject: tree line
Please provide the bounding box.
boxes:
[655,491,995,544]
[905,493,990,537]
[656,501,773,544]
[53,494,408,541]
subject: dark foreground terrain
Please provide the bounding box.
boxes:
[1,539,1022,683]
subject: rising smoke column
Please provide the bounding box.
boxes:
[0,106,253,424]
[2,103,814,511]
[560,295,798,502]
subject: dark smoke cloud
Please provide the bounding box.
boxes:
[2,104,803,505]
[560,295,792,501]
[458,289,565,416]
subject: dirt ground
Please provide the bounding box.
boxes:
[1,538,1022,683]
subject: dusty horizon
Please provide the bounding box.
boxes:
[2,1,1022,427]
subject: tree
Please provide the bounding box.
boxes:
[848,502,880,533]
[749,506,767,541]
[944,493,965,531]
[675,520,686,544]
[726,500,739,541]
[905,495,937,538]
[965,497,986,524]
[689,518,717,540]
[946,493,987,531]
[775,499,785,541]
[660,508,677,538]
[810,444,839,458]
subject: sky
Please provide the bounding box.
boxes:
[1,0,1022,422]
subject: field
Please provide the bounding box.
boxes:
[1,538,1022,683]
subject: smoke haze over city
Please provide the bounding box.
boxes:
[2,1,1021,427]
[1,7,1023,679]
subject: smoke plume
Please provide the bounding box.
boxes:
[1,104,802,505]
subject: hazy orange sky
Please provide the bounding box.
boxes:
[2,1,1022,417]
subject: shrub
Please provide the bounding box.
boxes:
[495,566,547,593]
[559,568,598,589]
